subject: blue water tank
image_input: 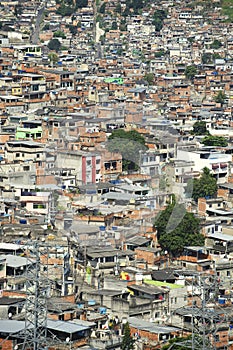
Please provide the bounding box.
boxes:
[218,298,226,305]
[20,219,27,224]
[99,226,106,231]
[99,307,106,314]
[77,302,84,308]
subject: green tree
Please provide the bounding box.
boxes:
[119,23,127,31]
[144,72,154,85]
[48,38,61,52]
[185,65,197,80]
[111,21,118,30]
[54,30,66,39]
[192,121,209,135]
[122,7,130,16]
[107,129,147,172]
[202,52,221,64]
[214,91,227,105]
[210,39,222,49]
[56,3,74,16]
[154,50,165,57]
[202,52,212,64]
[155,198,204,256]
[43,24,50,30]
[186,167,217,202]
[68,24,78,35]
[99,2,106,13]
[132,0,143,14]
[162,335,192,349]
[116,3,121,14]
[152,9,167,31]
[121,322,134,350]
[202,135,228,147]
[48,52,58,64]
[162,335,210,350]
[213,53,222,61]
[75,0,88,8]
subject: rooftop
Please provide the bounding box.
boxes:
[129,317,181,334]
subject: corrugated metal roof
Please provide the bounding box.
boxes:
[129,317,180,334]
[47,319,90,334]
[0,320,28,333]
[0,254,35,268]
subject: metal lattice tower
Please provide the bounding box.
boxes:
[20,240,49,350]
[191,273,229,350]
[168,272,229,350]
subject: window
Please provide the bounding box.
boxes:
[150,167,155,176]
[227,271,230,277]
[16,153,20,157]
[33,203,46,209]
[17,283,24,290]
[23,166,30,171]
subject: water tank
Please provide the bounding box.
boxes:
[218,298,226,305]
[77,302,84,308]
[99,307,106,314]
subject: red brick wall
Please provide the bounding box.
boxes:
[0,339,14,350]
[198,197,206,216]
[135,248,155,265]
[217,188,228,200]
[130,326,159,342]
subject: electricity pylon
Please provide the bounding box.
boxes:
[20,240,49,350]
